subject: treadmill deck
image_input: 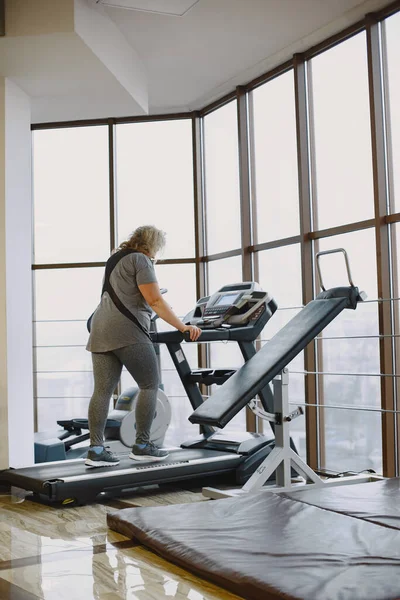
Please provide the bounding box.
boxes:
[1,448,242,504]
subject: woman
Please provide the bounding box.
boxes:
[85,225,202,467]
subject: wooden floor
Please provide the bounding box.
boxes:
[0,485,243,600]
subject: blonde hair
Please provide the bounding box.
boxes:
[118,225,166,258]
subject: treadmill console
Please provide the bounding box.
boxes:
[184,282,276,329]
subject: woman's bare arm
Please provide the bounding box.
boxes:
[139,282,201,341]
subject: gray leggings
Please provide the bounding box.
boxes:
[88,343,160,447]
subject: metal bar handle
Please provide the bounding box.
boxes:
[315,248,355,291]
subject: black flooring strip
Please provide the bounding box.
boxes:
[111,539,139,549]
[92,539,139,554]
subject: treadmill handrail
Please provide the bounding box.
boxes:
[189,291,355,429]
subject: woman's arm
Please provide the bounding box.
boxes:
[139,282,202,341]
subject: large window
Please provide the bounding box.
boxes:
[310,33,374,230]
[33,127,110,264]
[316,230,381,473]
[34,267,104,431]
[33,121,197,446]
[114,120,198,444]
[391,222,400,447]
[30,6,400,478]
[203,102,241,255]
[115,120,195,259]
[383,22,400,473]
[257,244,302,309]
[33,126,111,432]
[207,255,242,294]
[252,71,300,243]
[257,244,306,459]
[207,256,245,432]
[385,12,400,214]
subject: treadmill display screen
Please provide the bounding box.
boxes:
[215,293,240,306]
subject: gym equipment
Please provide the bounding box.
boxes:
[34,387,171,463]
[34,289,171,463]
[107,250,391,600]
[189,249,380,498]
[1,282,278,505]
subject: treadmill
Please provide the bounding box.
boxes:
[0,282,278,506]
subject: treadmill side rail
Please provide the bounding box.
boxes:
[0,450,244,505]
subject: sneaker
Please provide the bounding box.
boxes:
[129,442,169,462]
[85,447,120,468]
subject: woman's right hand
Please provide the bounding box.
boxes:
[181,324,202,342]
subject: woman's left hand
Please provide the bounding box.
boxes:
[181,324,202,341]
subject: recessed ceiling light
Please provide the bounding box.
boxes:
[96,0,200,17]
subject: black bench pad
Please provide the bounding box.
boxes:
[190,297,348,428]
[107,490,400,600]
[282,478,400,530]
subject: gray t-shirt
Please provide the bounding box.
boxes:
[86,252,157,352]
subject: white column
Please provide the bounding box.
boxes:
[0,78,34,468]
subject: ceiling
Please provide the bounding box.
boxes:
[2,0,395,123]
[96,0,201,16]
[103,0,392,114]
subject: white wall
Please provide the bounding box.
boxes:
[0,78,34,468]
[74,0,148,114]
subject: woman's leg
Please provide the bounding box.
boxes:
[114,343,160,445]
[88,351,123,446]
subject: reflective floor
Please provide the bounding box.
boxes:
[0,487,242,600]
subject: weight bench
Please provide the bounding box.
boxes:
[189,280,381,497]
